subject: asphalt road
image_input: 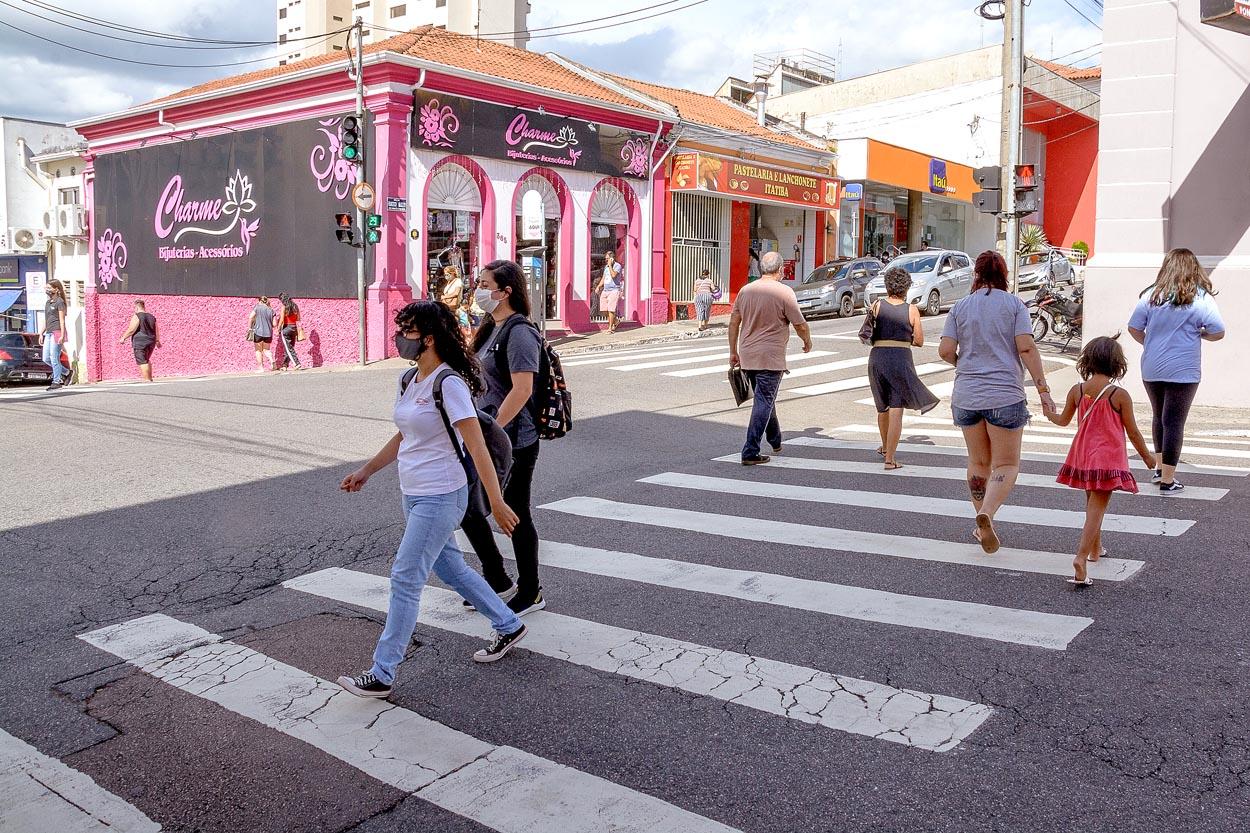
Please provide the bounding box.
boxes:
[2,311,1249,833]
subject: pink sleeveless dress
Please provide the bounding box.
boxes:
[1056,384,1139,493]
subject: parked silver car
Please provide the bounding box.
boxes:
[1017,248,1076,290]
[792,257,884,319]
[864,250,974,316]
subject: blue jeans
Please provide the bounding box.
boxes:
[42,332,63,384]
[951,399,1031,430]
[371,486,523,685]
[742,370,783,459]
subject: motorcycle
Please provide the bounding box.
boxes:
[1029,274,1083,348]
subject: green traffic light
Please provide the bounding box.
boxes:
[343,145,359,160]
[366,229,381,244]
[366,214,382,228]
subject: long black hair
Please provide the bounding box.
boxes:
[1077,333,1129,381]
[279,292,299,316]
[472,259,531,352]
[394,300,485,395]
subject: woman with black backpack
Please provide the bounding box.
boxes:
[463,259,547,617]
[336,300,526,699]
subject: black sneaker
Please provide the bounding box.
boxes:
[46,383,63,391]
[473,625,527,663]
[508,591,546,617]
[741,455,771,466]
[1151,469,1163,484]
[1159,481,1185,494]
[336,671,392,698]
[771,444,783,454]
[463,584,518,610]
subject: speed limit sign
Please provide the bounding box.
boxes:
[351,181,376,212]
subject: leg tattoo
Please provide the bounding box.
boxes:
[968,475,987,502]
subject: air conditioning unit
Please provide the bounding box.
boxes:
[58,205,85,237]
[9,227,47,253]
[41,209,60,236]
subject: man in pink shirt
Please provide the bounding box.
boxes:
[728,251,813,464]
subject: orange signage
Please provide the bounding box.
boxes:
[671,153,839,210]
[864,141,975,204]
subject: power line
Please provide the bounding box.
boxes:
[1023,97,1100,125]
[1059,0,1101,29]
[1046,41,1101,64]
[18,0,282,45]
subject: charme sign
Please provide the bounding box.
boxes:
[671,152,839,209]
[92,115,360,298]
[412,91,652,179]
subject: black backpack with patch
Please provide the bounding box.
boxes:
[400,366,513,523]
[491,315,573,440]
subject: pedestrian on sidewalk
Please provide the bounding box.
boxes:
[1127,247,1225,494]
[1047,335,1156,586]
[41,279,68,390]
[275,293,304,371]
[336,300,526,699]
[693,269,716,331]
[729,250,813,465]
[462,260,546,617]
[118,300,160,382]
[594,250,624,334]
[868,267,939,469]
[247,296,276,373]
[939,251,1056,553]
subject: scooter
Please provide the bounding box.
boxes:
[1030,274,1083,349]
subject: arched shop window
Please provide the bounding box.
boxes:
[426,162,482,298]
[513,173,563,320]
[589,182,629,322]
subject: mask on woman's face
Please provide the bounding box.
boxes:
[474,288,501,315]
[394,333,426,362]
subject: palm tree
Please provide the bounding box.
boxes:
[1018,223,1049,256]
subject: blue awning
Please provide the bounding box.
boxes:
[0,289,23,313]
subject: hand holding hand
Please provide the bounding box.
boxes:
[1040,391,1057,416]
[492,503,520,536]
[1143,452,1158,472]
[340,468,370,492]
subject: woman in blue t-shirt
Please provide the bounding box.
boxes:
[1128,248,1226,494]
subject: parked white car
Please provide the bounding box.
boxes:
[1017,249,1076,290]
[864,250,975,316]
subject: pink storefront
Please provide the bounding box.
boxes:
[73,29,675,380]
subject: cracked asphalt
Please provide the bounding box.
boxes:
[2,315,1249,833]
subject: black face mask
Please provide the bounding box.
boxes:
[394,333,426,362]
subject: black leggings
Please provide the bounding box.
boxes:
[460,441,540,598]
[1142,381,1199,467]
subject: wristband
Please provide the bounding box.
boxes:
[1034,381,1050,394]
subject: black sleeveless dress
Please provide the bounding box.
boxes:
[867,301,939,413]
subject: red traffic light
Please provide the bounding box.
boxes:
[1014,164,1037,188]
[335,213,352,228]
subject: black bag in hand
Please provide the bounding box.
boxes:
[728,366,753,406]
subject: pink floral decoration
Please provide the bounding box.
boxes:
[620,138,649,177]
[96,229,127,288]
[417,99,460,148]
[310,117,358,199]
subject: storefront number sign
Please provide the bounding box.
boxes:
[92,115,360,298]
[412,91,652,179]
[671,153,840,210]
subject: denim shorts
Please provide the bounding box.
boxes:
[951,399,1031,430]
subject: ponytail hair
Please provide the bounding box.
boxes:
[472,259,531,352]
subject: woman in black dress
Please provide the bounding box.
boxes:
[868,266,939,469]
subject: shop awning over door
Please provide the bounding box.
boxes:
[0,289,23,313]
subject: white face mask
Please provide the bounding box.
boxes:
[474,288,501,314]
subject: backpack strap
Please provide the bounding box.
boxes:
[431,368,468,468]
[490,313,528,382]
[399,366,419,396]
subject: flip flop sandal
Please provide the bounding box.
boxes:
[975,513,1000,554]
[884,462,904,470]
[876,447,886,457]
[1066,577,1094,588]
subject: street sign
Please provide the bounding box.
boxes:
[351,182,376,212]
[386,196,407,212]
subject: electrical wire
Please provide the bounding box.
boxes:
[1059,0,1101,28]
[1046,41,1101,64]
[1044,119,1098,144]
[1023,97,1100,125]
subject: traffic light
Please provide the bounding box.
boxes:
[334,212,356,245]
[341,115,361,163]
[973,165,1001,214]
[365,213,382,245]
[1014,164,1039,214]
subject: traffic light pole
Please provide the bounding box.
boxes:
[1003,0,1025,293]
[352,18,367,366]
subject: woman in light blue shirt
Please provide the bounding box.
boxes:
[1127,248,1225,494]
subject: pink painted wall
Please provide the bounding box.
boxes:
[88,293,359,381]
[1043,123,1099,254]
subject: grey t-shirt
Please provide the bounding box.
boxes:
[252,303,275,338]
[477,316,542,449]
[942,288,1032,410]
[44,298,65,334]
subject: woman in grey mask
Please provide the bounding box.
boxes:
[335,301,526,700]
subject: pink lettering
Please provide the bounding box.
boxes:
[154,174,226,238]
[154,175,181,238]
[505,113,560,147]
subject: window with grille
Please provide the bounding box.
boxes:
[671,193,726,303]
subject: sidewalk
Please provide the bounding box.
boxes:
[550,315,731,356]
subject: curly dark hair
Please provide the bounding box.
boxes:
[472,259,531,351]
[394,300,484,395]
[973,251,1009,294]
[883,266,913,299]
[1077,333,1129,382]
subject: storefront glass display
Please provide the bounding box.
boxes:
[426,209,478,300]
[514,215,559,319]
[589,222,625,321]
[921,199,967,252]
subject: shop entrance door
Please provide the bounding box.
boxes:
[514,215,559,320]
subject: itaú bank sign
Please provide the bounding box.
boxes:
[670,152,840,210]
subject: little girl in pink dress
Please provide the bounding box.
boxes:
[1048,336,1156,586]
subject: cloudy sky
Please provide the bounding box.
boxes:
[0,0,1101,124]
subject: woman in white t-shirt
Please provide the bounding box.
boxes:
[336,301,527,699]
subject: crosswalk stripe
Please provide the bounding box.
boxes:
[609,349,831,372]
[561,344,725,367]
[541,496,1142,582]
[832,423,1250,461]
[0,727,161,833]
[80,614,740,833]
[710,454,1230,502]
[664,350,838,378]
[790,436,1250,476]
[284,569,992,752]
[457,533,1093,650]
[775,356,870,379]
[857,380,954,405]
[642,472,1191,537]
[790,363,951,397]
[900,415,1250,447]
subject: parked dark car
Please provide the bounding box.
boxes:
[791,257,884,318]
[0,332,71,386]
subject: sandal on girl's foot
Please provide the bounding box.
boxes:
[1066,577,1094,588]
[876,447,886,457]
[975,513,1000,554]
[884,461,904,470]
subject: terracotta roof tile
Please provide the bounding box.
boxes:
[605,73,824,152]
[1031,57,1102,81]
[147,27,653,112]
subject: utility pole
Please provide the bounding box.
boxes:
[1001,0,1025,292]
[351,17,367,366]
